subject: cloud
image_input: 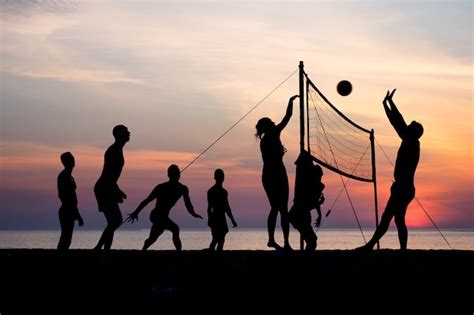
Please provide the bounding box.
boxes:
[1,0,79,16]
[2,67,146,84]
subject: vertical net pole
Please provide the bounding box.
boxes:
[299,61,305,251]
[306,80,310,153]
[370,129,380,250]
[299,61,305,152]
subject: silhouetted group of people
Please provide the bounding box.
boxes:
[57,125,237,251]
[57,89,422,252]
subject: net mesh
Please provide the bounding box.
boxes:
[306,78,374,182]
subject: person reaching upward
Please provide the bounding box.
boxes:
[255,95,298,250]
[356,89,423,251]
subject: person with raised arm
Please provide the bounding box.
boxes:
[255,95,298,250]
[356,89,423,251]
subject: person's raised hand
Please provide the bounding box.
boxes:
[289,95,299,102]
[383,89,396,108]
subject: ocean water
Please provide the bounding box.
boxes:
[0,228,472,250]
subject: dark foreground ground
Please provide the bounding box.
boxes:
[0,249,472,314]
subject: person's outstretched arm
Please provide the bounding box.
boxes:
[183,186,203,219]
[126,188,157,223]
[383,89,408,139]
[276,95,298,131]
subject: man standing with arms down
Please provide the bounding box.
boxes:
[57,152,84,250]
[357,89,423,251]
[94,125,130,250]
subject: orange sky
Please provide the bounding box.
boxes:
[0,1,472,230]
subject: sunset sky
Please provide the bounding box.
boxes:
[1,0,472,230]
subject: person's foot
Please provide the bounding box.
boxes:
[267,240,282,250]
[283,243,293,251]
[354,244,373,252]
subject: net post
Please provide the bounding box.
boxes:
[299,61,305,251]
[299,61,305,153]
[306,80,310,153]
[370,129,380,250]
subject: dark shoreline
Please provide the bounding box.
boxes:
[1,249,472,314]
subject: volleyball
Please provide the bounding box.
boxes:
[337,80,352,96]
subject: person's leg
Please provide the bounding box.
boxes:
[302,226,317,251]
[94,213,106,250]
[209,229,218,250]
[394,212,408,250]
[280,211,291,249]
[299,213,316,251]
[166,219,182,251]
[216,235,226,251]
[304,232,317,251]
[267,207,279,247]
[58,211,74,250]
[93,187,107,250]
[289,207,305,250]
[280,182,291,250]
[360,196,397,250]
[209,239,217,251]
[97,205,122,250]
[394,194,413,250]
[263,175,281,249]
[143,223,165,250]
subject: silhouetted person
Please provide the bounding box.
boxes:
[256,95,298,250]
[57,152,84,250]
[126,164,203,250]
[94,125,130,250]
[289,151,325,251]
[207,169,237,251]
[357,89,423,251]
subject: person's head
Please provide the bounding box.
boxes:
[255,117,276,139]
[295,150,313,167]
[168,164,181,182]
[60,152,75,169]
[407,121,424,140]
[214,169,225,184]
[113,124,130,143]
[314,164,323,181]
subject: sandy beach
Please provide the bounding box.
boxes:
[0,249,472,314]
